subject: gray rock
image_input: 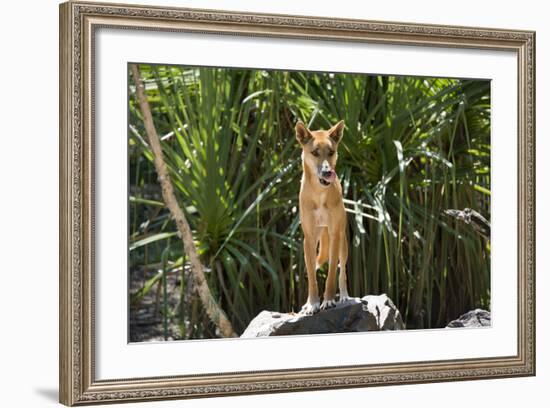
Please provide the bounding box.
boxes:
[446,309,491,328]
[241,294,405,338]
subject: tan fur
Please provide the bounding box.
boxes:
[295,120,350,314]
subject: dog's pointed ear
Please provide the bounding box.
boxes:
[328,120,345,144]
[295,121,313,145]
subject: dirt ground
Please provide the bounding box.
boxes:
[129,267,183,342]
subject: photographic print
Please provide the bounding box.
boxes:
[128,63,491,342]
[60,3,535,404]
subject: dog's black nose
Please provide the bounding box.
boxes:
[321,170,332,177]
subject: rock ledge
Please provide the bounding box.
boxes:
[241,294,405,338]
[446,309,491,328]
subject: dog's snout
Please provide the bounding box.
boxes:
[319,160,333,178]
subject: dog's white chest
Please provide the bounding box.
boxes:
[314,207,329,227]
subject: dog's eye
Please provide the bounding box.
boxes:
[311,150,320,157]
[328,150,335,157]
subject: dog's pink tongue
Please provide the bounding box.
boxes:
[324,170,336,182]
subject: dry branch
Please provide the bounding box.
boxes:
[130,64,237,338]
[444,208,490,238]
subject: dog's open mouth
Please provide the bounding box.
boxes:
[318,170,336,187]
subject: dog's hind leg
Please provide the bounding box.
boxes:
[338,233,350,303]
[316,227,329,269]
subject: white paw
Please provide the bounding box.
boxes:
[339,292,352,304]
[320,298,337,310]
[300,299,320,315]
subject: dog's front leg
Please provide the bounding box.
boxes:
[320,229,339,310]
[338,233,351,303]
[301,230,320,315]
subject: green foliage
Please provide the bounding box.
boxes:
[129,64,491,338]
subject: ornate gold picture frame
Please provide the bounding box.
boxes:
[59,1,535,405]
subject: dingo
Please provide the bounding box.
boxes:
[295,120,350,315]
